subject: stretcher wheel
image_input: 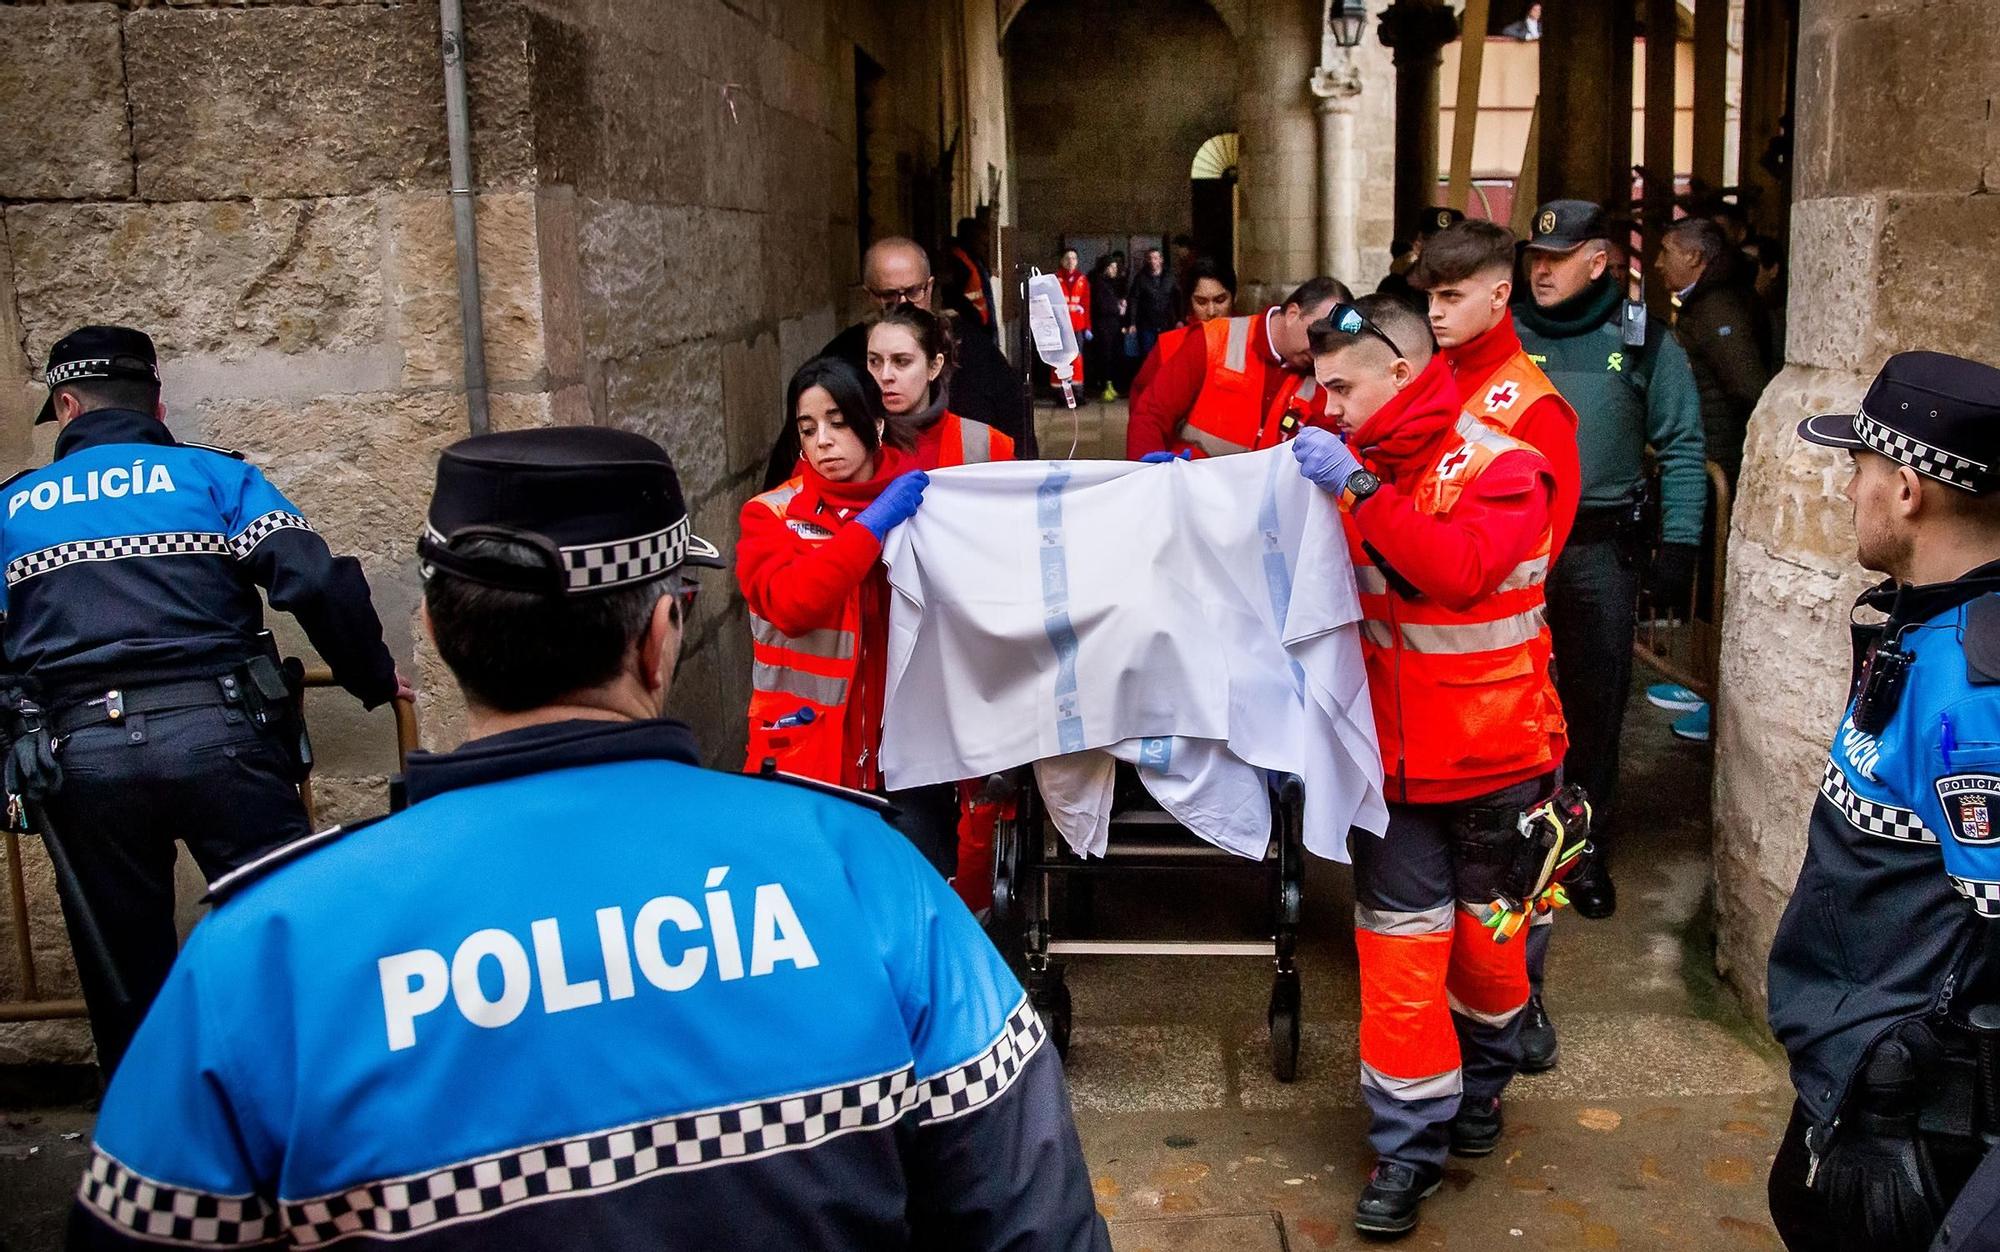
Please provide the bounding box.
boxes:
[1268,970,1301,1082]
[1031,964,1073,1060]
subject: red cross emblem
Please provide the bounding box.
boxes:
[1438,445,1475,479]
[1484,380,1520,412]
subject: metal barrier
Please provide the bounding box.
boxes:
[0,671,419,1025]
[1632,459,1733,702]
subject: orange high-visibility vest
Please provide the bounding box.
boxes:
[1182,314,1324,457]
[930,411,1014,468]
[1345,412,1565,792]
[947,244,991,327]
[1457,348,1562,438]
[742,477,864,785]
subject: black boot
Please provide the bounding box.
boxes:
[1564,853,1616,919]
[1449,1095,1504,1157]
[1354,1159,1442,1238]
[1517,994,1559,1073]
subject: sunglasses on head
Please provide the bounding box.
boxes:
[1324,302,1405,359]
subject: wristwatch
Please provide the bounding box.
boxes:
[1342,468,1382,508]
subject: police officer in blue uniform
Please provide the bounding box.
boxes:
[69,426,1110,1251]
[1767,351,2000,1251]
[6,325,402,1076]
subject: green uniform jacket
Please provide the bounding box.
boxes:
[1513,279,1708,546]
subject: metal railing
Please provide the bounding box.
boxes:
[1632,459,1734,703]
[0,672,419,1025]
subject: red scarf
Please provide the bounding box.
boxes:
[1349,356,1465,486]
[799,443,910,521]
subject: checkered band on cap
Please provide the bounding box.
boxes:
[1818,757,1937,845]
[916,996,1048,1124]
[44,357,155,387]
[76,1149,283,1247]
[1856,407,1990,491]
[560,517,691,592]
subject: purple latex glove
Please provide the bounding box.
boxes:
[1291,426,1364,493]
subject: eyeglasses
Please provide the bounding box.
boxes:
[674,576,700,612]
[866,280,931,305]
[1322,302,1406,359]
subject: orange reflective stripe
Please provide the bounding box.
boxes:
[1354,927,1460,1083]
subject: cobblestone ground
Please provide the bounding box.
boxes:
[1,400,1780,1248]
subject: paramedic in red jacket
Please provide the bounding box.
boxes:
[1292,295,1565,1240]
[1055,248,1089,388]
[1129,257,1238,409]
[738,357,950,870]
[866,304,1016,470]
[1125,276,1349,459]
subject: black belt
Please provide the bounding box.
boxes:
[53,675,245,735]
[1569,506,1640,544]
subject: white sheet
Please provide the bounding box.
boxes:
[879,447,1387,861]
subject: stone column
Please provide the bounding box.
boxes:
[1713,0,2000,1010]
[1236,0,1323,306]
[1535,0,1634,206]
[1377,0,1456,244]
[1312,51,1364,285]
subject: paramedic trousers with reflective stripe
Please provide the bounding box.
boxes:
[1349,776,1547,1169]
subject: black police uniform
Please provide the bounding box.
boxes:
[2,326,398,1074]
[71,428,1111,1252]
[1766,352,2000,1252]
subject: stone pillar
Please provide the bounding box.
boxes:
[1713,0,2000,1010]
[1312,24,1365,286]
[1377,0,1455,244]
[1236,0,1323,306]
[1535,0,1634,206]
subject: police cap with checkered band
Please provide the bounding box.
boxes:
[1797,351,2000,494]
[35,325,160,425]
[418,427,724,597]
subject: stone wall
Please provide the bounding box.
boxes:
[0,0,1002,1063]
[1712,0,2000,1010]
[1005,0,1239,270]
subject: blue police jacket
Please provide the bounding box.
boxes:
[1768,566,2000,1129]
[1,408,395,704]
[70,718,1109,1250]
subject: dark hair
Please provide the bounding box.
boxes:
[1410,220,1518,288]
[1283,275,1353,313]
[58,377,160,417]
[867,302,958,398]
[1308,293,1434,366]
[1747,232,1786,271]
[955,216,978,237]
[1187,256,1237,294]
[1665,216,1731,271]
[784,356,888,463]
[425,538,675,713]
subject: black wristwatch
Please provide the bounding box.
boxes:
[1342,468,1382,507]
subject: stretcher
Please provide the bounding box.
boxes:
[988,765,1306,1081]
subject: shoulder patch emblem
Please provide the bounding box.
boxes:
[1436,444,1476,480]
[1936,774,2000,844]
[1483,380,1520,413]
